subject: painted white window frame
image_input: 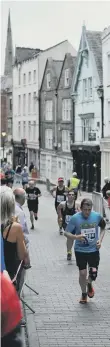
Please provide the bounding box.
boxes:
[28,121,31,140]
[62,99,71,121]
[18,121,21,138]
[62,130,70,152]
[18,95,21,115]
[23,121,26,138]
[45,129,53,149]
[33,70,36,83]
[88,77,93,98]
[23,73,26,85]
[64,69,69,87]
[83,78,88,99]
[28,71,31,84]
[45,100,53,120]
[47,73,51,89]
[82,117,94,142]
[33,92,36,113]
[33,121,36,140]
[28,93,31,114]
[23,94,26,115]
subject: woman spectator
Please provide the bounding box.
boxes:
[0,185,28,281]
[21,166,29,190]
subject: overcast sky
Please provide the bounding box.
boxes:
[1,0,110,75]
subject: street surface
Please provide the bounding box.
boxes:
[21,184,110,347]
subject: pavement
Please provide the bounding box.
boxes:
[20,184,110,347]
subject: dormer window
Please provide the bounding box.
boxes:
[64,69,69,87]
[47,73,51,89]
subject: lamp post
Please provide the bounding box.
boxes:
[97,86,104,138]
[1,132,6,161]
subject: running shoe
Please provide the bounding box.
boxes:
[31,225,34,230]
[79,293,87,304]
[35,216,38,221]
[67,252,72,261]
[87,283,95,298]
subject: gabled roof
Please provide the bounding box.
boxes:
[72,25,102,93]
[43,40,68,52]
[40,58,63,92]
[86,30,102,84]
[57,53,76,90]
[14,47,42,65]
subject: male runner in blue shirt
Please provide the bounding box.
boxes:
[64,199,106,303]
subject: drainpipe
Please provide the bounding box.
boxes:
[54,91,57,146]
[38,92,41,175]
[101,94,104,138]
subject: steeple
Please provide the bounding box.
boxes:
[4,10,13,76]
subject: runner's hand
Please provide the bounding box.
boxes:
[96,240,101,249]
[76,234,86,241]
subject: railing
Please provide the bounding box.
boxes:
[92,191,110,230]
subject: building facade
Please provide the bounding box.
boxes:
[12,41,76,169]
[71,24,103,192]
[100,26,110,187]
[40,54,76,183]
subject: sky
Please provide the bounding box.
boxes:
[1,0,110,75]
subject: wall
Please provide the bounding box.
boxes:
[102,27,110,137]
[74,51,101,144]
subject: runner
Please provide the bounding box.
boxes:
[26,181,41,230]
[50,177,67,234]
[64,198,106,303]
[57,190,77,260]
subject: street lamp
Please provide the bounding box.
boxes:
[1,132,6,160]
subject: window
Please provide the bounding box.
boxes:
[28,93,31,114]
[9,97,12,111]
[62,130,70,152]
[33,121,36,140]
[47,73,51,89]
[45,129,53,149]
[88,77,92,98]
[33,92,36,113]
[23,94,26,115]
[33,70,36,83]
[108,55,110,84]
[18,121,21,138]
[45,100,53,120]
[28,71,31,84]
[28,121,31,140]
[82,118,94,142]
[23,73,26,85]
[23,121,26,138]
[18,95,21,115]
[62,99,71,121]
[18,68,21,85]
[83,79,87,99]
[64,69,69,87]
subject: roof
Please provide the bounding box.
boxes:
[43,40,68,52]
[86,30,102,84]
[72,26,103,93]
[40,58,63,91]
[57,53,76,89]
[14,47,42,64]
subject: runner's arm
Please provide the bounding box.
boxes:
[98,218,106,244]
[64,215,85,241]
[50,186,57,195]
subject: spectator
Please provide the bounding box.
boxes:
[21,166,29,190]
[5,165,15,188]
[29,162,34,173]
[0,186,28,281]
[67,172,81,201]
[14,187,31,268]
[102,177,110,200]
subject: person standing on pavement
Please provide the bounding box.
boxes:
[26,181,41,230]
[5,165,15,188]
[13,188,31,268]
[67,172,81,201]
[29,162,34,174]
[64,198,106,304]
[50,178,67,234]
[57,191,77,260]
[21,166,29,190]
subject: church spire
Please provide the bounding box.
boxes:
[4,9,13,76]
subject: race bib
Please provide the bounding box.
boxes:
[29,193,36,200]
[81,228,96,242]
[65,215,72,224]
[57,195,64,203]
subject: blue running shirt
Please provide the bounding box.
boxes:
[66,211,102,253]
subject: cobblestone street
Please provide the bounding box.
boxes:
[22,185,110,347]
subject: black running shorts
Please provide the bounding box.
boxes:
[75,251,100,270]
[28,202,38,213]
